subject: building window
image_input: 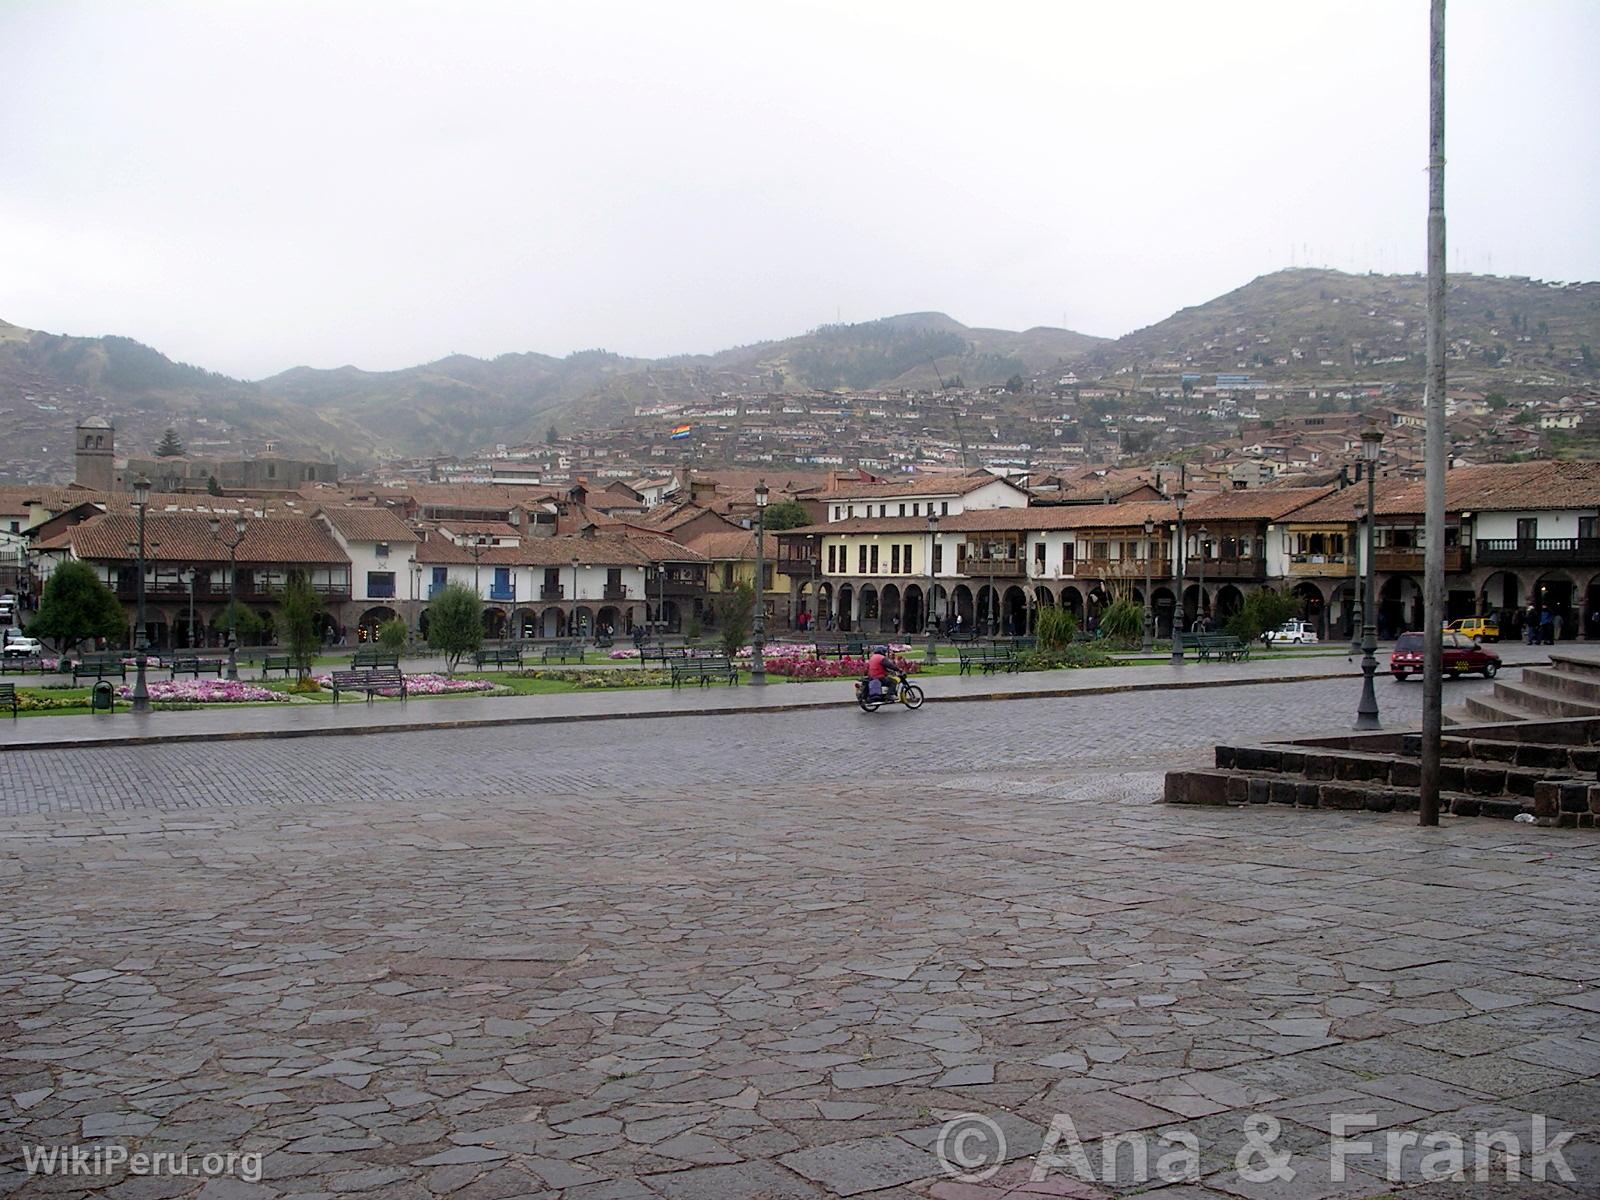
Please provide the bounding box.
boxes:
[375,541,390,558]
[898,504,906,516]
[1062,543,1075,572]
[890,545,900,573]
[857,545,867,573]
[869,544,879,573]
[827,544,837,573]
[430,566,448,597]
[834,506,842,520]
[941,501,949,515]
[912,503,920,516]
[902,543,911,573]
[933,543,944,572]
[879,504,887,517]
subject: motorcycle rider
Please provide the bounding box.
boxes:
[866,645,896,700]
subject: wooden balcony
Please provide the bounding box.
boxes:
[1288,555,1356,578]
[963,558,1024,577]
[1475,538,1600,567]
[1375,547,1467,573]
[776,555,818,578]
[1197,557,1268,581]
[602,584,629,600]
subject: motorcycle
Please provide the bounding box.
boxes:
[855,670,924,713]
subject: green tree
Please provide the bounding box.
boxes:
[761,499,812,531]
[1486,393,1508,411]
[715,581,755,659]
[154,427,185,457]
[277,572,324,679]
[1004,373,1025,394]
[28,560,127,654]
[216,600,264,646]
[546,423,560,445]
[426,582,483,676]
[206,474,222,495]
[1225,590,1302,643]
[376,618,409,653]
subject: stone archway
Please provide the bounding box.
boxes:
[902,584,924,635]
[1182,584,1211,630]
[880,583,902,635]
[541,606,566,638]
[1378,576,1421,639]
[1059,586,1084,621]
[858,585,880,631]
[573,606,594,638]
[1290,581,1327,639]
[951,584,974,632]
[1150,587,1177,639]
[837,584,855,633]
[512,607,539,639]
[1215,584,1245,621]
[1002,585,1027,637]
[483,607,508,639]
[596,606,620,638]
[1533,572,1578,641]
[357,606,397,643]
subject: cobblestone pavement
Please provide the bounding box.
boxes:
[2,677,1597,1199]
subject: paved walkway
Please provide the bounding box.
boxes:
[0,675,1593,1198]
[1,655,1388,752]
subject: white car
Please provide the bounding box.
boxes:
[1,635,43,657]
[1265,620,1318,645]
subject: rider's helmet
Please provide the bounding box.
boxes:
[873,645,890,656]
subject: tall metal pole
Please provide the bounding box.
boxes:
[1142,516,1154,653]
[1355,427,1383,730]
[1169,492,1187,666]
[1419,0,1447,825]
[751,480,768,685]
[925,514,939,664]
[130,479,151,712]
[1196,527,1208,630]
[1349,495,1365,654]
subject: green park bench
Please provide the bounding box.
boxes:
[329,666,407,704]
[260,653,295,677]
[473,645,524,669]
[352,648,400,668]
[958,646,1017,676]
[669,657,739,687]
[71,655,128,683]
[539,641,583,664]
[170,655,226,678]
[0,682,15,719]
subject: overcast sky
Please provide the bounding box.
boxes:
[3,1,1597,380]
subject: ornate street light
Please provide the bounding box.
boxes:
[1169,490,1187,666]
[1142,514,1156,652]
[209,514,248,680]
[1349,497,1366,653]
[130,474,152,712]
[1355,423,1385,730]
[750,480,769,685]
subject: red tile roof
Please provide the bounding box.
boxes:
[67,513,350,566]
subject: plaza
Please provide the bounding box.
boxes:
[1,669,1596,1199]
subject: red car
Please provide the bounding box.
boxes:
[1389,631,1501,680]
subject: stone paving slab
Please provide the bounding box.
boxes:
[0,675,1596,1197]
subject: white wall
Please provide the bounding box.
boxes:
[1474,509,1594,540]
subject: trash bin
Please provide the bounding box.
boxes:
[91,680,114,714]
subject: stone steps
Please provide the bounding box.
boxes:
[1464,652,1600,723]
[1165,767,1528,819]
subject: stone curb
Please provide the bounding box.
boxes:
[0,669,1362,753]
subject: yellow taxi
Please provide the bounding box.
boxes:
[1445,616,1500,643]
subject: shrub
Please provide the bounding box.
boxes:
[1035,606,1079,651]
[29,561,126,654]
[1015,645,1115,672]
[715,582,756,659]
[1226,590,1303,643]
[1096,598,1144,645]
[277,572,324,679]
[376,618,409,653]
[764,655,919,679]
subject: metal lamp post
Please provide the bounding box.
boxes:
[209,515,248,679]
[181,567,196,649]
[130,474,152,712]
[1142,515,1155,652]
[1354,424,1385,729]
[1169,490,1187,666]
[1349,497,1366,653]
[750,481,769,685]
[571,554,580,639]
[925,512,939,664]
[1196,526,1208,631]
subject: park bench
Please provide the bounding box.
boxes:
[958,646,1016,676]
[814,638,866,660]
[539,641,583,664]
[170,655,226,678]
[669,656,739,687]
[71,655,128,683]
[260,653,295,677]
[1182,633,1251,663]
[351,648,400,668]
[473,645,524,669]
[0,656,44,675]
[594,633,614,649]
[640,644,688,667]
[329,666,407,704]
[0,682,14,719]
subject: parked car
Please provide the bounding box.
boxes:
[1,635,42,658]
[1264,620,1319,645]
[1446,616,1500,643]
[1390,630,1500,680]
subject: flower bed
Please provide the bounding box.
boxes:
[516,668,674,689]
[115,679,287,703]
[311,673,497,697]
[765,655,919,679]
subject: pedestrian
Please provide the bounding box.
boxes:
[1541,607,1555,646]
[1554,612,1564,642]
[1526,604,1539,645]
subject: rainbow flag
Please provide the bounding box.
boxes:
[670,423,693,440]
